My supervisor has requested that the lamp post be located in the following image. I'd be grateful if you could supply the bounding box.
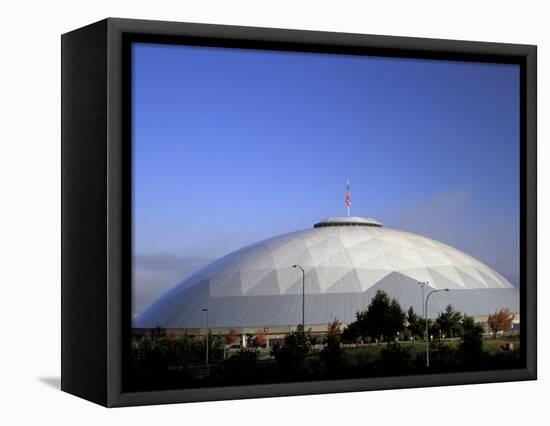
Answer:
[424,288,449,367]
[292,264,305,336]
[417,281,428,339]
[201,308,209,365]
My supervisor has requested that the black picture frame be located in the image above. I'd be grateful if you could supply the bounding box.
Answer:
[61,17,537,407]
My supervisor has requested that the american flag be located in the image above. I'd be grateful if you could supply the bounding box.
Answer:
[345,181,351,208]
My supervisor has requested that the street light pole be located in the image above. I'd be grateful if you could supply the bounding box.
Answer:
[424,288,449,367]
[201,308,209,365]
[293,265,306,335]
[417,281,427,335]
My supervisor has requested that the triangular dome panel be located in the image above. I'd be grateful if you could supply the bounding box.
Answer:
[326,269,362,293]
[243,270,281,295]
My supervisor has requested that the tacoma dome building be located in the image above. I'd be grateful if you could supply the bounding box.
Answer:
[134,217,519,340]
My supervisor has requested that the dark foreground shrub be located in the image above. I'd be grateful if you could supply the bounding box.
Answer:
[379,342,412,372]
[459,316,484,365]
[321,334,342,373]
[223,348,259,381]
[272,327,312,373]
[428,342,461,370]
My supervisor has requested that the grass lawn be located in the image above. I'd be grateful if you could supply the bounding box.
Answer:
[483,336,520,355]
[338,337,520,364]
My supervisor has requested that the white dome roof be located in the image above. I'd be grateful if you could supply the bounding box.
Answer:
[135,217,516,328]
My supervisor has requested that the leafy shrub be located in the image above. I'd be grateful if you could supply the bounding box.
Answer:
[379,342,412,372]
[271,326,312,372]
[459,316,484,365]
[224,348,259,380]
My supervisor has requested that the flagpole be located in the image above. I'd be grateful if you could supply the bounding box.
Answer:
[346,180,351,217]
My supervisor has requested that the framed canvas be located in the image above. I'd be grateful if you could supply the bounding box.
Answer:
[61,18,537,407]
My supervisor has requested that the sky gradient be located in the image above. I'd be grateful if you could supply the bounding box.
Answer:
[132,42,520,314]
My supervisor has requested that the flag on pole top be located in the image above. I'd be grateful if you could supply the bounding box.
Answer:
[345,180,351,216]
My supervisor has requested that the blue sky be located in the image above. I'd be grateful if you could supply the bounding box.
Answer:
[132,42,519,311]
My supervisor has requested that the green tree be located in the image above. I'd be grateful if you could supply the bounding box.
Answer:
[406,307,424,339]
[343,290,406,343]
[388,298,406,339]
[341,320,361,343]
[364,290,405,341]
[459,315,484,365]
[435,304,463,338]
[321,319,342,372]
[271,325,312,372]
